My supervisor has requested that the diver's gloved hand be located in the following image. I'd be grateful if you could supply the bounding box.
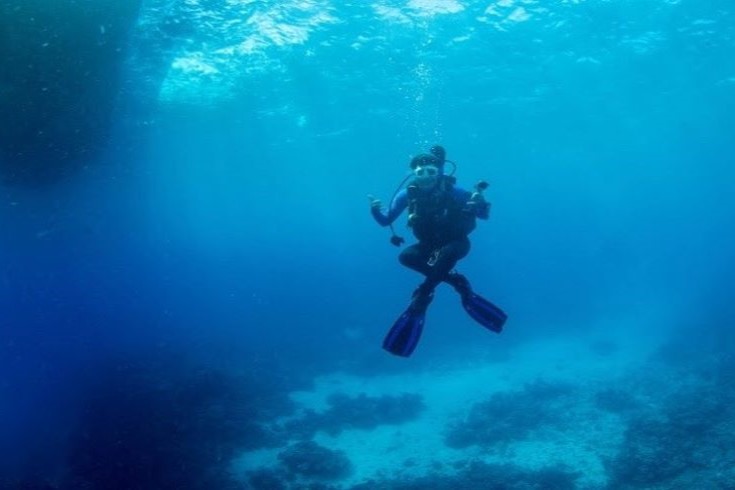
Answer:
[464,192,487,212]
[367,194,382,210]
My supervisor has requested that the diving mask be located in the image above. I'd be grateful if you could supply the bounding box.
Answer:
[414,164,439,189]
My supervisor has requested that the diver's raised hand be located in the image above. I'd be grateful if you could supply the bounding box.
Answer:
[464,192,483,209]
[464,190,490,216]
[465,180,489,212]
[367,194,382,210]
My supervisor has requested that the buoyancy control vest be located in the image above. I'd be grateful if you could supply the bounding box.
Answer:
[406,175,476,245]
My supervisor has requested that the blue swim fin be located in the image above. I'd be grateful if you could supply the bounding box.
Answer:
[446,272,507,333]
[382,305,427,357]
[383,286,434,357]
[461,292,507,333]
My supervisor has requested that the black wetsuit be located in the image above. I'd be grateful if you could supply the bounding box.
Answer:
[372,175,489,293]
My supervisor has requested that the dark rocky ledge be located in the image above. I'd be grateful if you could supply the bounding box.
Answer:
[0,0,142,186]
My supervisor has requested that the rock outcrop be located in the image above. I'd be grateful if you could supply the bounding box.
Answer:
[0,0,142,185]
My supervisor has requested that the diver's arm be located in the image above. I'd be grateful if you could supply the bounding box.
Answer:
[371,190,408,226]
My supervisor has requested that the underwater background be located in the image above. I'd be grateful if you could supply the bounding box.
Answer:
[1,0,734,488]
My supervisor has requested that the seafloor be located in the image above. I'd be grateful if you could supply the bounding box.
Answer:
[233,325,735,490]
[2,316,733,490]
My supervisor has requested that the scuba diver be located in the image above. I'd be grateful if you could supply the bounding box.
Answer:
[369,145,507,357]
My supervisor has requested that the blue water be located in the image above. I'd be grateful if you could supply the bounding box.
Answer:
[2,1,735,488]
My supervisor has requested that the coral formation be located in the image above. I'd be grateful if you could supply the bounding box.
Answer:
[278,441,353,481]
[282,392,425,438]
[606,375,735,488]
[351,462,578,490]
[594,388,640,414]
[444,379,575,449]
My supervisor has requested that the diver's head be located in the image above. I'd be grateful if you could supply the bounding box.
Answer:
[410,153,442,189]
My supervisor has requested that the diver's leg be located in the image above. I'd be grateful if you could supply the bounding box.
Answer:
[445,271,472,296]
[418,238,506,331]
[398,242,434,276]
[400,239,471,304]
[398,243,438,308]
[423,237,471,290]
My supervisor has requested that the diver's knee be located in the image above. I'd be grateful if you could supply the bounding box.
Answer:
[398,251,414,267]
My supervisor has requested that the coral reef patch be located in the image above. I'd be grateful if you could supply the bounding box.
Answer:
[444,379,576,449]
[282,392,425,438]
